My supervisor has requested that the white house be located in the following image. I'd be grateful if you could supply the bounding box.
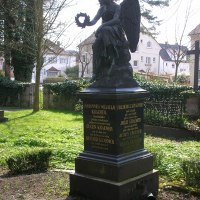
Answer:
[159,43,190,76]
[32,40,78,83]
[131,33,161,75]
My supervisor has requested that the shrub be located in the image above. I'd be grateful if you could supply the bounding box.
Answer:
[175,74,190,84]
[6,149,52,174]
[0,76,31,106]
[44,79,88,97]
[197,119,200,127]
[65,65,79,79]
[0,69,4,77]
[181,158,200,187]
[43,77,66,84]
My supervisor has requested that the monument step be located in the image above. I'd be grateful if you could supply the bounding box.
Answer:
[75,149,153,182]
[70,170,159,200]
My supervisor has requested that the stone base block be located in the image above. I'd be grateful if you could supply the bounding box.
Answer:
[69,170,159,200]
[75,150,153,182]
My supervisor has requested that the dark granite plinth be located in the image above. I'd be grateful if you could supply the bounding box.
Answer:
[69,87,158,200]
[70,170,159,200]
[75,150,153,182]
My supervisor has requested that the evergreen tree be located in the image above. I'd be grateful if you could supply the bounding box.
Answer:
[140,0,170,35]
[11,0,36,82]
[0,0,36,82]
[0,0,15,78]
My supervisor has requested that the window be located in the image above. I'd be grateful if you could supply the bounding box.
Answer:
[47,71,58,77]
[60,58,66,64]
[147,41,152,48]
[153,57,156,63]
[43,57,46,63]
[48,57,57,63]
[166,63,168,66]
[172,64,175,69]
[140,39,143,43]
[141,56,143,62]
[82,55,86,63]
[146,57,151,64]
[133,60,138,67]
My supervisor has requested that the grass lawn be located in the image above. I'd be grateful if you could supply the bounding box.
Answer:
[0,109,200,192]
[0,109,83,169]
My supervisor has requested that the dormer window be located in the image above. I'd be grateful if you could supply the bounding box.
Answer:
[147,41,152,48]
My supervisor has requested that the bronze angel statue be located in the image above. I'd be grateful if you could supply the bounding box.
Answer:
[75,0,140,88]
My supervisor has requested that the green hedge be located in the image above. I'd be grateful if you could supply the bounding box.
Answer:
[135,76,192,100]
[44,79,89,99]
[43,77,66,84]
[0,76,23,90]
[6,149,52,174]
[181,158,200,187]
[0,76,31,106]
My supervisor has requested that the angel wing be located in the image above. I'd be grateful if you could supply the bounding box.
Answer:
[120,0,141,53]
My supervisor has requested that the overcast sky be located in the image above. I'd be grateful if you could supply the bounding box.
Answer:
[60,0,200,50]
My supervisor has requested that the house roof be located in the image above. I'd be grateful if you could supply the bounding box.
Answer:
[47,67,60,72]
[159,43,188,61]
[65,50,78,57]
[159,43,187,51]
[78,32,96,47]
[44,39,65,54]
[188,24,200,36]
[44,39,78,56]
[159,48,172,61]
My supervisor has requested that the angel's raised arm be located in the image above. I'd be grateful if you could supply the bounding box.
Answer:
[87,7,103,26]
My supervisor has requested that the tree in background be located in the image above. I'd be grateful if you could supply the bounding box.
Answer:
[11,0,36,82]
[0,0,14,79]
[166,0,191,82]
[78,50,92,78]
[0,0,36,81]
[33,0,73,111]
[65,65,79,80]
[140,0,170,36]
[0,0,74,111]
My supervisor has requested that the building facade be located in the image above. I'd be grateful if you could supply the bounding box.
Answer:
[131,33,161,75]
[32,40,78,83]
[159,43,189,77]
[188,24,200,86]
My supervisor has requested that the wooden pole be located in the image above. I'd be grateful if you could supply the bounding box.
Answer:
[194,41,199,92]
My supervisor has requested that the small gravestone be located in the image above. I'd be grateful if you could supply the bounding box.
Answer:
[0,110,8,122]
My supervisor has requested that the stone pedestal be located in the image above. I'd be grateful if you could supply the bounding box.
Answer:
[69,87,158,200]
[0,110,8,122]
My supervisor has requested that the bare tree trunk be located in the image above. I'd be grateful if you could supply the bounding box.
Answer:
[33,0,43,112]
[174,64,179,82]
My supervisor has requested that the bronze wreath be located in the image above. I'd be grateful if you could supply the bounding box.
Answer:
[75,13,90,28]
